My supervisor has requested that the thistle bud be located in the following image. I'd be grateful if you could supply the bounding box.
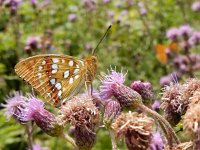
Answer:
[21,96,64,137]
[103,100,121,126]
[74,126,96,150]
[130,80,155,105]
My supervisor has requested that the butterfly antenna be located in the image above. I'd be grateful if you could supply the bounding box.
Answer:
[92,25,112,55]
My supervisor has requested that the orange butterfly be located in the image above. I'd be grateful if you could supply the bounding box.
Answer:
[155,42,178,64]
[15,26,111,108]
[15,54,97,107]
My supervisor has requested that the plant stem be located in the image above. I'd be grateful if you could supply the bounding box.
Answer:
[108,128,118,150]
[25,123,33,150]
[61,133,78,149]
[137,103,180,145]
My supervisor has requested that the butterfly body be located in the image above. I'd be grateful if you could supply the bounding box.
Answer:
[15,54,97,107]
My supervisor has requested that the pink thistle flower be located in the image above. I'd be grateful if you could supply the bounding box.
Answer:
[148,132,163,150]
[1,91,26,122]
[166,27,180,41]
[151,101,161,111]
[192,1,200,11]
[68,13,77,22]
[26,36,41,49]
[179,25,193,39]
[99,69,126,100]
[99,68,142,107]
[32,143,49,150]
[189,31,200,46]
[21,96,64,137]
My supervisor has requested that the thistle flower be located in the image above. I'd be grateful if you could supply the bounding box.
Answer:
[183,78,200,102]
[159,71,181,86]
[3,0,22,15]
[103,99,121,127]
[148,132,164,150]
[189,31,200,46]
[82,0,96,11]
[1,91,26,122]
[58,95,99,150]
[58,95,100,130]
[99,69,142,107]
[179,25,193,39]
[32,143,49,150]
[26,36,42,50]
[21,96,64,137]
[166,27,179,41]
[130,80,155,105]
[73,126,96,150]
[112,112,154,150]
[161,83,187,125]
[68,13,77,22]
[192,1,200,11]
[151,101,161,111]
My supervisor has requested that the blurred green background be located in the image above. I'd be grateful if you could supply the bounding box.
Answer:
[0,0,200,149]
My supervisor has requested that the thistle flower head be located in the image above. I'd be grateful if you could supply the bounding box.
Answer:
[32,143,49,150]
[99,68,126,100]
[1,91,26,122]
[151,100,161,111]
[103,99,121,127]
[100,68,142,107]
[68,13,77,22]
[179,25,193,39]
[21,96,63,137]
[166,27,180,41]
[148,132,164,150]
[161,83,187,125]
[112,112,153,150]
[26,36,41,49]
[58,95,100,131]
[192,1,200,11]
[183,78,200,102]
[130,80,155,104]
[189,31,200,46]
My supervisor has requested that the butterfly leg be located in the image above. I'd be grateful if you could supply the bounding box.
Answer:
[84,81,93,96]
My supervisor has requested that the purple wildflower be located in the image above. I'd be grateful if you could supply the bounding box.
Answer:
[166,27,180,41]
[68,13,77,22]
[159,71,181,86]
[31,0,37,7]
[32,144,49,150]
[148,132,163,150]
[189,31,200,46]
[121,9,128,16]
[140,8,147,16]
[103,0,110,4]
[130,80,154,104]
[179,25,193,39]
[103,99,121,126]
[114,1,121,8]
[192,1,200,11]
[21,96,64,137]
[1,91,26,122]
[151,101,161,111]
[138,2,145,7]
[99,69,126,100]
[3,0,22,15]
[82,0,96,11]
[99,69,142,107]
[180,41,192,51]
[26,36,41,49]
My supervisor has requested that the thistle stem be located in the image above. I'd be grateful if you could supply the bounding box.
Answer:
[108,128,118,150]
[25,123,33,150]
[62,133,78,149]
[157,119,172,149]
[137,103,180,145]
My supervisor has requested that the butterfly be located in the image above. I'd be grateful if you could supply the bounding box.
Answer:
[15,25,111,108]
[15,54,97,107]
[155,42,178,64]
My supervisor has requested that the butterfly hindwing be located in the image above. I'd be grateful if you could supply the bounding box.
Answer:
[15,54,87,107]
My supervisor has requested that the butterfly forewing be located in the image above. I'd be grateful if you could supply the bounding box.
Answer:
[15,54,87,107]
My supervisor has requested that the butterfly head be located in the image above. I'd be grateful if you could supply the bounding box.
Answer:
[84,56,98,80]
